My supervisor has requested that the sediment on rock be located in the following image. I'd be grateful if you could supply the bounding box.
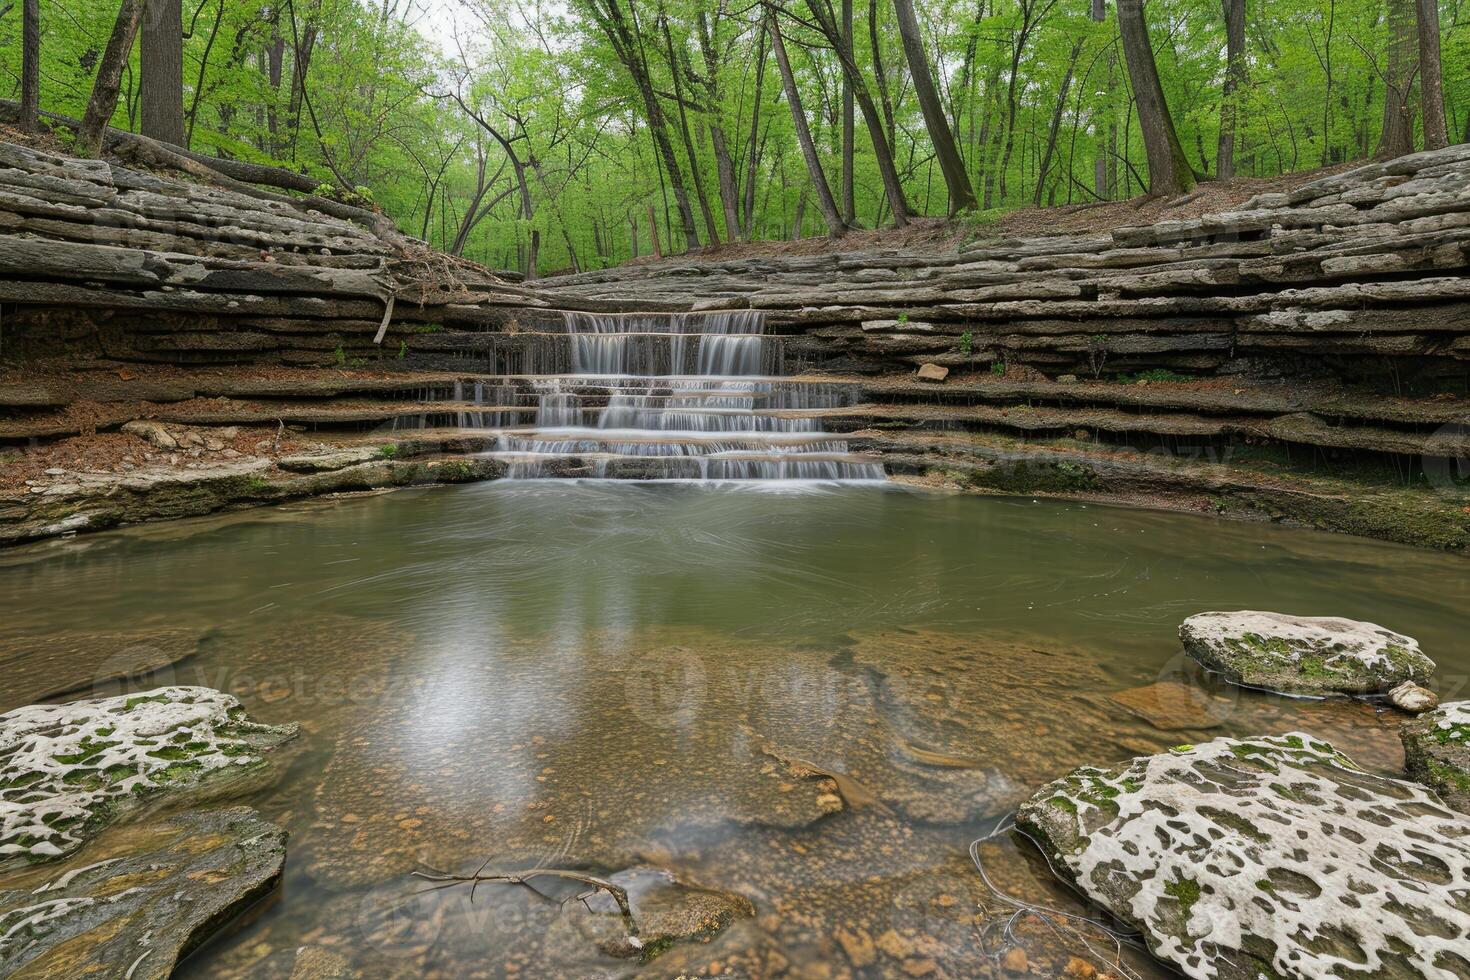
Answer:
[0,807,287,980]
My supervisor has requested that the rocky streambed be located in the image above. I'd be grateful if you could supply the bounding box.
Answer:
[3,487,1469,978]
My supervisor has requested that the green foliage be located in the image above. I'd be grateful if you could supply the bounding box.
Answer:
[333,346,346,367]
[958,331,974,356]
[3,0,1464,277]
[990,361,1006,377]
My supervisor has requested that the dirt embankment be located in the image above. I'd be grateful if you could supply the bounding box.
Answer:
[606,164,1363,269]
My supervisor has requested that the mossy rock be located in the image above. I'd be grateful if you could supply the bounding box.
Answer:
[0,687,296,868]
[1016,733,1470,980]
[1401,700,1470,814]
[1179,610,1433,695]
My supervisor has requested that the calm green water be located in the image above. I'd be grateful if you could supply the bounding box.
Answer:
[2,483,1466,978]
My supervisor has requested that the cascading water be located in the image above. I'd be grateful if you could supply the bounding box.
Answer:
[489,311,884,480]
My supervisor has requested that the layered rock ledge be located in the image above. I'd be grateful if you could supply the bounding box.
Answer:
[1,139,1467,547]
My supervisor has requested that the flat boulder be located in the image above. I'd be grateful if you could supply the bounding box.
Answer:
[1179,610,1432,695]
[1016,733,1470,980]
[0,686,296,868]
[1401,700,1470,814]
[915,362,949,382]
[0,807,285,979]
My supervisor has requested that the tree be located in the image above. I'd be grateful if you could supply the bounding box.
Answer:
[1376,0,1418,158]
[792,0,911,226]
[839,0,855,224]
[1116,0,1195,195]
[892,0,977,213]
[19,0,39,133]
[1217,0,1247,178]
[1416,0,1448,150]
[79,0,147,156]
[140,0,186,146]
[768,17,846,236]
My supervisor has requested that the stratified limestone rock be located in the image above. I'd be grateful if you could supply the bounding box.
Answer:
[1401,700,1470,814]
[1179,610,1433,695]
[0,686,296,868]
[1016,733,1470,980]
[0,806,286,979]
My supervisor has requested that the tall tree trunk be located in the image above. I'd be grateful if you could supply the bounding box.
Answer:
[840,0,855,223]
[1416,0,1447,150]
[19,0,39,132]
[1376,0,1418,158]
[1035,38,1083,206]
[769,18,846,236]
[892,0,977,213]
[140,0,185,146]
[592,0,700,247]
[80,0,147,156]
[807,0,909,226]
[868,0,897,148]
[695,11,742,240]
[1116,0,1195,194]
[647,202,663,257]
[742,16,770,239]
[1217,0,1246,178]
[661,14,720,245]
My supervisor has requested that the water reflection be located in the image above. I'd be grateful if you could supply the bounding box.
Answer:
[1,484,1465,977]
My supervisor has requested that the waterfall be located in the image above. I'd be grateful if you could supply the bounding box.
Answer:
[475,311,883,480]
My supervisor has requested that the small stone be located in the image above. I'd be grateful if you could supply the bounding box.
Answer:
[1388,680,1438,714]
[204,438,226,452]
[43,467,64,475]
[875,929,914,960]
[836,928,875,967]
[916,363,949,382]
[1001,946,1029,973]
[1063,959,1097,979]
[1056,374,1079,383]
[901,959,937,977]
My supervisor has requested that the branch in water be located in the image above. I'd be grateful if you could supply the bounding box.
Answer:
[411,864,640,940]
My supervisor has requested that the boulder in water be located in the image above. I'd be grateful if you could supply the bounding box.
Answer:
[1016,733,1470,980]
[0,807,285,979]
[1178,611,1432,695]
[1401,700,1470,814]
[0,686,296,868]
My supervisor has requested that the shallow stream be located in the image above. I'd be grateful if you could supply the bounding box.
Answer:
[2,482,1466,978]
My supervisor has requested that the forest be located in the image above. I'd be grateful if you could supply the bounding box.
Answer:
[1,0,1467,278]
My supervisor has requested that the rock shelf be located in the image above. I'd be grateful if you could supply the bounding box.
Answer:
[0,139,1467,546]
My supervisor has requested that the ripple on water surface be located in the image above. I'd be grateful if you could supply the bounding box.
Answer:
[0,483,1465,977]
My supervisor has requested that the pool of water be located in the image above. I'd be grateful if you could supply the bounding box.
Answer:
[2,483,1466,978]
